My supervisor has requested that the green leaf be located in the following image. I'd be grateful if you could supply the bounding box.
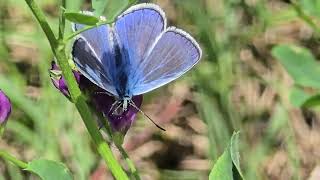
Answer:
[92,0,108,16]
[92,0,137,20]
[289,86,320,108]
[25,159,72,180]
[66,0,84,12]
[65,12,99,25]
[104,0,129,20]
[209,144,233,180]
[302,94,320,107]
[209,132,243,180]
[230,132,244,178]
[300,0,320,17]
[289,87,312,107]
[272,44,320,89]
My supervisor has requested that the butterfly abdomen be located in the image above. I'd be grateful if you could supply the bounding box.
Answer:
[113,33,131,99]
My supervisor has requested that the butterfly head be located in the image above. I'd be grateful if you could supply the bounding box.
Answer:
[110,95,132,115]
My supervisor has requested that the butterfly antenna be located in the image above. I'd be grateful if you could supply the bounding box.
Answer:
[95,91,107,94]
[94,91,114,96]
[129,100,166,131]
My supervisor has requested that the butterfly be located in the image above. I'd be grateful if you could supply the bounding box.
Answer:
[72,3,202,114]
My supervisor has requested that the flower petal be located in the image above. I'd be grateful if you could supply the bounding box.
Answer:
[92,93,143,132]
[50,61,82,98]
[0,90,11,124]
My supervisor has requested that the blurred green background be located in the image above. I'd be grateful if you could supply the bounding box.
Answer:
[1,0,320,179]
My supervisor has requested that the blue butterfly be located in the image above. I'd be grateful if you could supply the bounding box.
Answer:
[72,3,202,113]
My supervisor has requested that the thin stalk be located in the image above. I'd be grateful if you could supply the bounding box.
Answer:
[0,150,28,169]
[25,0,57,52]
[97,112,141,179]
[117,145,141,180]
[24,0,128,179]
[59,0,66,39]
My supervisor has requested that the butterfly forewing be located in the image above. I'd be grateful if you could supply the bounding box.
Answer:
[130,28,202,95]
[113,4,166,93]
[73,19,112,62]
[72,24,118,96]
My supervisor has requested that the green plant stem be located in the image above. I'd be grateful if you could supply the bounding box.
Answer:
[24,0,128,179]
[117,145,141,180]
[97,112,141,179]
[59,0,66,39]
[0,150,28,169]
[25,0,57,52]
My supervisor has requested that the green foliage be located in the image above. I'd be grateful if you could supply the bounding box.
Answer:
[289,87,320,108]
[289,87,312,107]
[301,94,320,107]
[272,44,320,107]
[92,0,108,16]
[65,12,99,25]
[272,44,320,89]
[25,159,72,180]
[300,0,320,17]
[209,132,243,180]
[92,0,137,20]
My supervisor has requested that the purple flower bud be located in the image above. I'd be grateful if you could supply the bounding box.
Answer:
[0,90,11,124]
[49,61,143,134]
[92,93,143,133]
[50,61,81,98]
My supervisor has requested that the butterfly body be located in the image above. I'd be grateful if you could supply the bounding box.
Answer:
[72,3,202,113]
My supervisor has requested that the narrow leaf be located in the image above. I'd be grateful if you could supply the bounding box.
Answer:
[209,131,243,180]
[25,159,72,180]
[230,132,244,178]
[65,12,99,25]
[209,147,233,180]
[302,94,320,108]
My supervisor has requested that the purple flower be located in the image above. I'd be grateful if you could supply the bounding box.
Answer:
[50,61,81,98]
[0,90,11,125]
[49,61,143,134]
[92,93,143,133]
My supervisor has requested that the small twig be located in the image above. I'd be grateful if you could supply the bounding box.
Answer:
[116,145,141,180]
[0,150,28,169]
[58,0,66,40]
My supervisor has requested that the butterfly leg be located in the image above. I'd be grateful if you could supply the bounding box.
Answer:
[109,100,120,114]
[112,102,124,116]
